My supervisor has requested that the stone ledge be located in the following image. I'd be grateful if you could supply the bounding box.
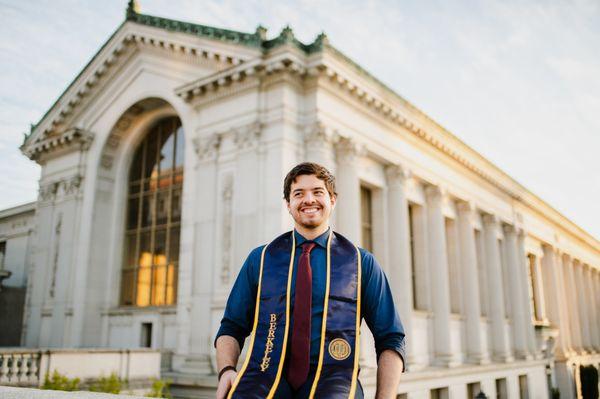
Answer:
[0,386,149,398]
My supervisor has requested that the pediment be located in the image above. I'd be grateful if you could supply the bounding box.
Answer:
[20,13,263,160]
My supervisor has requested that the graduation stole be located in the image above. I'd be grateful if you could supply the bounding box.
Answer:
[228,230,361,399]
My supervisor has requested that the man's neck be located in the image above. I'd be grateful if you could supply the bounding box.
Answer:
[295,224,329,240]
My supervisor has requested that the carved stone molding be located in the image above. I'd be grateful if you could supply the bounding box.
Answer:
[304,122,336,147]
[193,134,221,161]
[425,185,445,203]
[457,200,475,214]
[38,174,84,203]
[334,137,365,164]
[220,174,234,285]
[22,128,93,163]
[502,224,516,235]
[483,214,499,226]
[385,163,410,185]
[234,122,262,151]
[49,213,62,298]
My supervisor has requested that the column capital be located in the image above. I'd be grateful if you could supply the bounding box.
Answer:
[425,185,445,202]
[233,121,262,150]
[335,136,366,163]
[193,133,221,161]
[502,223,517,235]
[304,121,335,146]
[385,163,411,185]
[483,213,499,226]
[457,200,476,213]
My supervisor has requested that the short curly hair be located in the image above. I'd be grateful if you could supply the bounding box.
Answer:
[283,162,337,202]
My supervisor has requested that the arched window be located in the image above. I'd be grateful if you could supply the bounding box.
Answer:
[120,117,184,307]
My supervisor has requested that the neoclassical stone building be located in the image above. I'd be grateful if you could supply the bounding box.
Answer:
[15,3,600,398]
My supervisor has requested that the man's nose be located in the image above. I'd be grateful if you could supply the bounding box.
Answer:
[303,192,317,203]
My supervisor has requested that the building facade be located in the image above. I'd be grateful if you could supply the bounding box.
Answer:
[14,4,600,398]
[0,202,35,346]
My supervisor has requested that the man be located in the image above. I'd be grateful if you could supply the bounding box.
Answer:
[215,162,405,399]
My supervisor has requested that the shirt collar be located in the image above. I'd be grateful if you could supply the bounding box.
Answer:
[294,227,330,248]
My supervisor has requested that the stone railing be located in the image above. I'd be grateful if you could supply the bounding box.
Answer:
[0,348,160,388]
[0,349,41,386]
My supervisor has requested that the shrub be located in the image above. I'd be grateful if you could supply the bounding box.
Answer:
[88,372,124,394]
[41,370,80,391]
[146,378,172,398]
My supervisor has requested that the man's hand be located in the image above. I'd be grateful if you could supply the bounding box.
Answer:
[215,336,241,399]
[216,369,237,399]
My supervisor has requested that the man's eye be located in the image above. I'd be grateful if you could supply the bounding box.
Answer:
[294,192,302,197]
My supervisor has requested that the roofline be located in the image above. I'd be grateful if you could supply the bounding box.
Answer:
[20,6,600,249]
[22,21,126,146]
[0,202,36,219]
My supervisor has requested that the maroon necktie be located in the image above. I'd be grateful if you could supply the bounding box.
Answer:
[287,242,316,390]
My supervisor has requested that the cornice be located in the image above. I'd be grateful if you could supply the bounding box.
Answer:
[21,128,93,163]
[21,21,253,154]
[175,54,306,102]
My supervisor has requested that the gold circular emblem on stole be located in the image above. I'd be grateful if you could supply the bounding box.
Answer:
[328,338,351,361]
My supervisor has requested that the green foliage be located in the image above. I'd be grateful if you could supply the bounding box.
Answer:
[88,372,125,394]
[145,378,172,398]
[41,370,80,391]
[550,387,560,399]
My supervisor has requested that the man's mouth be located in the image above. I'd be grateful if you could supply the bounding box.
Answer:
[300,207,320,214]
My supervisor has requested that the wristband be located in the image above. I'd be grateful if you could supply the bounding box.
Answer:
[218,365,236,381]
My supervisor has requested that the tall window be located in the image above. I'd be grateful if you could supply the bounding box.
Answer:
[410,203,429,311]
[445,217,461,314]
[475,229,488,316]
[499,238,510,318]
[0,241,6,271]
[360,186,373,252]
[121,117,184,307]
[408,204,417,309]
[527,254,541,322]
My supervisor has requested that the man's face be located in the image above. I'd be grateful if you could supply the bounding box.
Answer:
[287,174,336,231]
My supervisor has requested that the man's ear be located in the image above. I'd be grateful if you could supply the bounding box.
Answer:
[330,194,337,209]
[286,200,291,213]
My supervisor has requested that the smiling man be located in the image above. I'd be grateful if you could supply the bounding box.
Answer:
[215,162,406,399]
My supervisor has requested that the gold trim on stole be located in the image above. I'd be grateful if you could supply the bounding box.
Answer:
[227,233,296,399]
[347,245,362,398]
[308,236,361,398]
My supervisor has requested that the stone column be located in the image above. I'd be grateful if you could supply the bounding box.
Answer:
[541,246,570,358]
[335,137,375,369]
[483,215,512,362]
[334,137,362,243]
[503,225,528,358]
[304,122,336,173]
[563,255,583,353]
[574,261,592,351]
[425,186,455,366]
[385,164,413,363]
[593,270,600,349]
[516,230,537,357]
[583,265,600,351]
[457,202,488,364]
[173,133,220,374]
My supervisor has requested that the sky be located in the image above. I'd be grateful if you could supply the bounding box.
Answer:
[1,0,599,240]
